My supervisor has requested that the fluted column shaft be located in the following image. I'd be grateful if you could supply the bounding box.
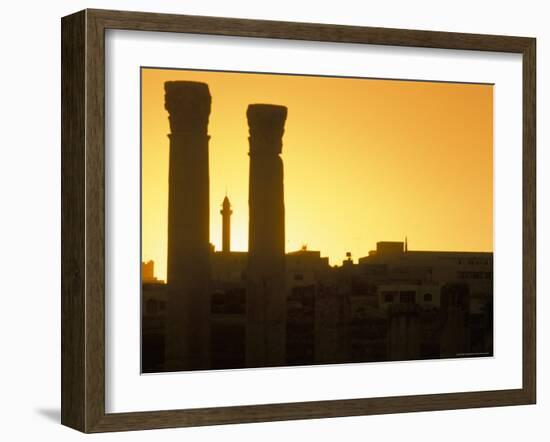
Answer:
[246,104,287,367]
[164,81,211,370]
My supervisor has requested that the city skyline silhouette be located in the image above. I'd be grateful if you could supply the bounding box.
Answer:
[141,70,494,373]
[141,68,493,283]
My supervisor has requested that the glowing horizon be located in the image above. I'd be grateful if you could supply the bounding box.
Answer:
[142,68,493,282]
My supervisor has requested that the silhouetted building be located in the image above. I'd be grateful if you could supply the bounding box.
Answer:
[246,104,288,367]
[360,241,492,285]
[286,284,316,365]
[358,241,492,359]
[143,236,493,371]
[142,280,167,373]
[378,283,440,311]
[375,241,405,257]
[285,247,330,365]
[142,260,162,283]
[314,280,352,364]
[211,251,247,283]
[387,303,421,361]
[286,247,330,287]
[164,81,212,370]
[440,282,471,357]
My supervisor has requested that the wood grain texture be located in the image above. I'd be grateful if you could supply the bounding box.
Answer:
[84,9,107,433]
[522,38,536,404]
[60,8,537,433]
[61,10,86,432]
[89,8,533,52]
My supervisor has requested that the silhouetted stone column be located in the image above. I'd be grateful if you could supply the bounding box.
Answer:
[246,104,287,367]
[387,304,421,361]
[164,81,211,370]
[440,283,470,358]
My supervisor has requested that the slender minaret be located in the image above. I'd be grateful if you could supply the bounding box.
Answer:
[220,196,232,253]
[246,103,287,367]
[164,81,211,371]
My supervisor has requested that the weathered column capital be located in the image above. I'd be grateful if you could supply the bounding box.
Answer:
[247,104,287,155]
[165,81,211,135]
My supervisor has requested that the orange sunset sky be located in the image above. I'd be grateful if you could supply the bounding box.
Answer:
[141,68,493,282]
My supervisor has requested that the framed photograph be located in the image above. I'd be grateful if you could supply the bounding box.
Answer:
[61,9,536,433]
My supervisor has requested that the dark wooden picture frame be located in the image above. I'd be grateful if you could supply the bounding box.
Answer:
[61,8,536,433]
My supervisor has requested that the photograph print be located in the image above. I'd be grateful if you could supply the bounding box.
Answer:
[141,67,494,373]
